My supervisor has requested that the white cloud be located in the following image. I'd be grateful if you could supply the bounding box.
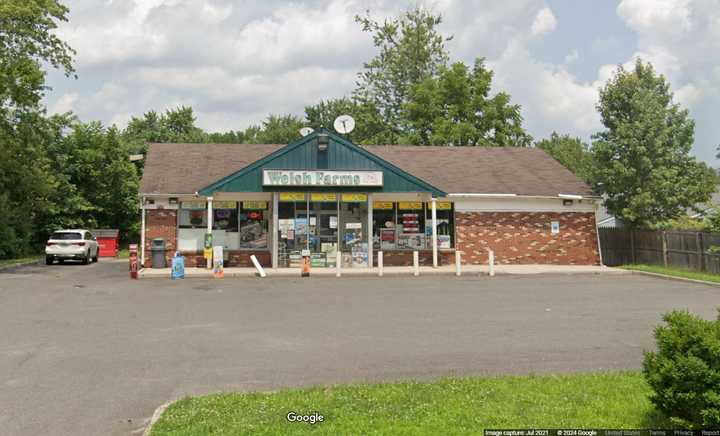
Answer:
[41,0,720,163]
[564,49,579,64]
[531,7,557,36]
[50,93,79,114]
[675,83,704,106]
[490,39,602,137]
[617,0,692,35]
[616,0,720,160]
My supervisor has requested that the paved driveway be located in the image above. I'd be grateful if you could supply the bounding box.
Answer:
[0,260,717,435]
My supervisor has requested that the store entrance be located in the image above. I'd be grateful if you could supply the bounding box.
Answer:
[277,193,369,269]
[308,200,339,268]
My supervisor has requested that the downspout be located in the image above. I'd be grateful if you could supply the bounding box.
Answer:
[594,199,604,266]
[140,196,146,267]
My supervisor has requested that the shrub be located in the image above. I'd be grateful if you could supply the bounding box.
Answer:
[707,208,720,234]
[643,309,720,427]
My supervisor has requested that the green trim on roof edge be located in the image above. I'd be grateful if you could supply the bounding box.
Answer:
[197,129,446,197]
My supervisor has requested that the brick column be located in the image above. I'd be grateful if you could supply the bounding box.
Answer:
[144,209,178,267]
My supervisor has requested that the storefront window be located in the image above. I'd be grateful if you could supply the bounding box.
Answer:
[309,194,339,268]
[397,201,426,250]
[278,193,306,268]
[372,201,396,250]
[178,201,207,229]
[212,201,238,231]
[239,201,268,249]
[428,201,454,249]
[339,194,368,267]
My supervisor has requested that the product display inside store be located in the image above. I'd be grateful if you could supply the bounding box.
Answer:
[372,201,454,251]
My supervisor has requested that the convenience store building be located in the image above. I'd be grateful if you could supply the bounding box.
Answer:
[139,130,602,269]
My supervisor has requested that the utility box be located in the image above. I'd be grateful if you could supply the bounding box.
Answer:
[93,229,120,257]
[151,238,167,268]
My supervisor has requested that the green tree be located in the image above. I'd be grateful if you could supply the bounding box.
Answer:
[206,130,244,143]
[303,98,389,144]
[0,0,75,257]
[592,59,716,228]
[44,121,140,241]
[244,114,304,144]
[354,7,451,143]
[0,0,75,112]
[0,113,64,256]
[403,59,531,146]
[535,132,592,181]
[121,106,207,154]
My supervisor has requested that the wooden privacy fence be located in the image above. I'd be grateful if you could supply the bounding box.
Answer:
[599,228,720,273]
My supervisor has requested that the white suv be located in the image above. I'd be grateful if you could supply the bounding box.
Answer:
[45,230,99,265]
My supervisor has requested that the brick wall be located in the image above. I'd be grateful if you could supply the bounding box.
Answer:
[372,250,455,267]
[455,211,599,265]
[144,209,177,267]
[180,250,271,268]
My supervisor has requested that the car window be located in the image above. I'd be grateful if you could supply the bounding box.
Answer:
[51,232,82,240]
[85,233,93,240]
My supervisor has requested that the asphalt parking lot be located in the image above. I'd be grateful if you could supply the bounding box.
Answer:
[0,260,718,436]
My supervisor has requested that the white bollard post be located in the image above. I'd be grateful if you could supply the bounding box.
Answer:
[413,251,419,276]
[336,251,341,277]
[455,250,462,276]
[378,251,383,277]
[488,249,495,277]
[250,255,266,278]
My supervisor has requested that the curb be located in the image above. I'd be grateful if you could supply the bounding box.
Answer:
[142,400,175,436]
[138,269,628,279]
[0,258,42,272]
[627,269,720,287]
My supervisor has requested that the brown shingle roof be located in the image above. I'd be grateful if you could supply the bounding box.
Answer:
[139,143,596,197]
[363,145,596,197]
[139,143,282,194]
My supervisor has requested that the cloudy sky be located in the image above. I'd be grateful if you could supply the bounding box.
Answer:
[45,0,720,163]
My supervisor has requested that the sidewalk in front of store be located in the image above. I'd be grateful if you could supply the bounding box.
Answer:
[139,264,628,278]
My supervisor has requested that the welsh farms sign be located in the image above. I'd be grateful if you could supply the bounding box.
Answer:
[262,170,383,187]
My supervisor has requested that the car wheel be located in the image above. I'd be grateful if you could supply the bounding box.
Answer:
[81,253,89,265]
[45,256,54,265]
[92,250,99,263]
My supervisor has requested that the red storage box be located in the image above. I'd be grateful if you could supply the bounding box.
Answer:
[93,229,120,257]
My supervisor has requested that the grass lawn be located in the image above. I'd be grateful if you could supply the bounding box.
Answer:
[0,255,42,269]
[621,264,720,283]
[150,372,669,435]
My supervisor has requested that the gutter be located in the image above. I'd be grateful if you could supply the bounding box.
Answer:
[447,193,601,201]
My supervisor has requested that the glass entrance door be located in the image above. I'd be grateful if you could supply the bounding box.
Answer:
[308,196,339,268]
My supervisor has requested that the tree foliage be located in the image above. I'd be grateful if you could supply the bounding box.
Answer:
[403,59,531,146]
[0,0,75,113]
[353,7,451,143]
[591,59,716,228]
[121,106,210,154]
[0,0,77,257]
[304,98,389,144]
[243,114,304,144]
[535,132,592,182]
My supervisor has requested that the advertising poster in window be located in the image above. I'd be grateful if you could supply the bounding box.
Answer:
[351,243,368,267]
[295,218,308,237]
[279,219,294,238]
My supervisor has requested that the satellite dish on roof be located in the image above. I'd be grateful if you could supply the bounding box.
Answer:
[333,114,355,134]
[299,127,314,137]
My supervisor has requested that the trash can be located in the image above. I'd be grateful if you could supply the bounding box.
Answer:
[151,238,166,268]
